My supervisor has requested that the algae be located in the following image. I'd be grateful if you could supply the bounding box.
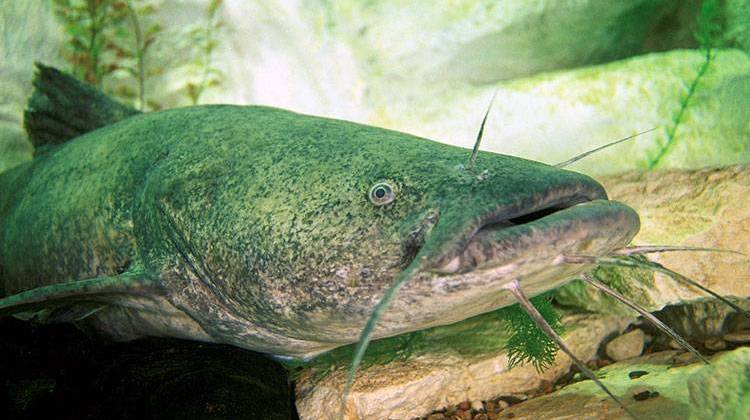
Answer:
[286,293,561,382]
[555,257,657,315]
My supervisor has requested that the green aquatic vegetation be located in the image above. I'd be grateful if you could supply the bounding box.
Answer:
[725,0,750,54]
[646,0,723,169]
[285,292,561,382]
[123,0,145,110]
[52,0,162,107]
[184,0,224,105]
[504,293,562,372]
[52,0,225,109]
[555,255,656,315]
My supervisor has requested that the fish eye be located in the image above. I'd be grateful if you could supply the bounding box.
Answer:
[369,182,396,206]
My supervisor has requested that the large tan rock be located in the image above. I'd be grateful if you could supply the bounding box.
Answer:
[557,165,750,313]
[295,314,630,420]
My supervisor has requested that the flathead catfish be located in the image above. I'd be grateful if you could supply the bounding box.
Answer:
[0,65,640,360]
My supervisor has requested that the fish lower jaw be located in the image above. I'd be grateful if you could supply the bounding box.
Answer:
[433,199,640,275]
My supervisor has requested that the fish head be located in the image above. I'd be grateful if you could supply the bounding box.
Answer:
[324,131,640,339]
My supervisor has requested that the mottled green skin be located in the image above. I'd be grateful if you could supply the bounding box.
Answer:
[0,105,630,357]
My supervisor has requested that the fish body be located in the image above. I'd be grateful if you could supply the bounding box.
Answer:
[0,66,639,359]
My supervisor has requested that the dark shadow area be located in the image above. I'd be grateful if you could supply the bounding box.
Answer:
[0,318,298,420]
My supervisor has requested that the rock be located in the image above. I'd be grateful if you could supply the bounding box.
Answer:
[471,400,484,411]
[325,0,694,84]
[703,337,727,351]
[723,332,750,344]
[606,329,645,361]
[628,370,649,379]
[688,347,750,420]
[631,386,655,401]
[669,339,684,350]
[556,166,750,314]
[363,50,750,176]
[653,299,746,340]
[671,351,701,366]
[295,314,630,420]
[0,318,294,420]
[497,348,750,420]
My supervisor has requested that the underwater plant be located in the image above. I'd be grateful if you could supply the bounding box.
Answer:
[183,0,224,105]
[52,0,162,108]
[646,0,723,169]
[52,0,225,110]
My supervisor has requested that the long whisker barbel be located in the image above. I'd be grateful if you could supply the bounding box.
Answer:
[610,245,745,257]
[581,272,708,364]
[467,89,499,170]
[563,255,750,320]
[503,279,638,419]
[555,128,657,168]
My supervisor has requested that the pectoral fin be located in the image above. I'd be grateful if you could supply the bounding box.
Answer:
[0,271,159,322]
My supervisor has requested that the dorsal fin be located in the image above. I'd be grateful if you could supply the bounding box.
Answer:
[23,63,140,155]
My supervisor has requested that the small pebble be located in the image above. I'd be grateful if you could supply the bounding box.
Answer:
[507,394,528,402]
[484,401,496,412]
[629,370,649,379]
[668,339,683,350]
[471,400,484,412]
[606,329,645,361]
[633,390,659,401]
[496,400,510,410]
[633,390,651,401]
[538,379,554,395]
[723,331,750,344]
[597,358,612,368]
[458,401,471,411]
[704,337,727,351]
[673,351,699,365]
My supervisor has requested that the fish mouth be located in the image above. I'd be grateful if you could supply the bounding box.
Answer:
[432,189,640,277]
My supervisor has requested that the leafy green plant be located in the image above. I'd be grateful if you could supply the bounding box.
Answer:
[184,0,224,105]
[52,0,227,110]
[646,0,724,169]
[52,0,162,108]
[504,293,562,372]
